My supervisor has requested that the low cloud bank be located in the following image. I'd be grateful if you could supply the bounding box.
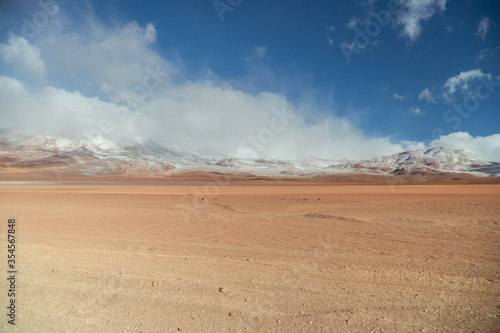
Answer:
[0,9,498,162]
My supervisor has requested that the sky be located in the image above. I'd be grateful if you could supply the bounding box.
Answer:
[0,0,499,161]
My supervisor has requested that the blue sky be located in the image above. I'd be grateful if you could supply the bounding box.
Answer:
[0,0,499,161]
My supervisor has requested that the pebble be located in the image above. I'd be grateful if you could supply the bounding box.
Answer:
[219,287,224,293]
[229,312,235,316]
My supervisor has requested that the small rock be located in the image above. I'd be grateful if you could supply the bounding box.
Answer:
[229,312,235,317]
[219,287,224,293]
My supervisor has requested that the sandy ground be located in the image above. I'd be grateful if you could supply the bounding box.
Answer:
[0,182,499,332]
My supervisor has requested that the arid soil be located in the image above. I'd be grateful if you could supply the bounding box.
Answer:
[1,182,499,332]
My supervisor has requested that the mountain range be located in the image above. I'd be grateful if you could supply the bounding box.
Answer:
[1,130,499,179]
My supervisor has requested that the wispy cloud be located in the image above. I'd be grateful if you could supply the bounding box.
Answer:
[475,46,500,62]
[325,24,336,46]
[419,88,436,103]
[325,25,336,32]
[253,46,267,59]
[395,0,448,41]
[443,69,490,95]
[346,16,362,30]
[476,17,493,41]
[393,92,405,100]
[409,106,424,116]
[420,69,498,104]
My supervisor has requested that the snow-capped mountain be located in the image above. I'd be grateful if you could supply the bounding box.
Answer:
[326,147,497,176]
[0,131,499,178]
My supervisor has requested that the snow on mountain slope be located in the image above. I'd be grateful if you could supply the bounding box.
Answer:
[0,131,498,178]
[327,147,496,176]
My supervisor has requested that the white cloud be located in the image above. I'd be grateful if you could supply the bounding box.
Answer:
[0,16,409,161]
[253,46,267,59]
[475,46,500,62]
[1,9,498,163]
[476,17,492,41]
[3,22,410,160]
[443,69,490,95]
[144,23,157,43]
[395,0,448,41]
[346,17,361,29]
[0,71,410,160]
[393,92,405,100]
[400,140,427,151]
[2,72,499,162]
[409,106,424,116]
[35,20,171,108]
[0,75,138,141]
[326,24,336,47]
[419,88,436,103]
[431,132,500,162]
[0,35,47,80]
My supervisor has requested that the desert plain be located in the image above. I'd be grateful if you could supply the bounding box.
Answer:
[1,179,499,332]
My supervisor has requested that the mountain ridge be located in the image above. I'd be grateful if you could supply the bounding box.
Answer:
[1,132,499,178]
